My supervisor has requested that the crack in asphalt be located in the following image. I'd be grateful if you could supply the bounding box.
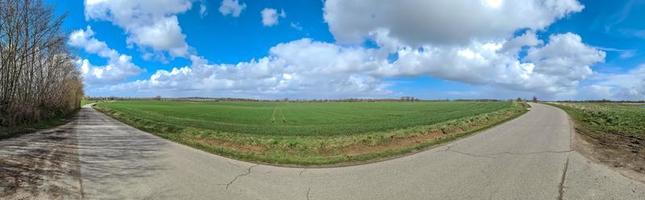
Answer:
[225,164,258,190]
[488,150,573,156]
[306,187,311,200]
[441,145,572,159]
[557,155,571,200]
[299,168,307,176]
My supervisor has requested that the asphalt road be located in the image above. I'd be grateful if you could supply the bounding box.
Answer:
[2,103,645,199]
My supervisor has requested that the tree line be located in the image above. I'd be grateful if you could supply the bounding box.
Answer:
[0,0,83,127]
[85,96,521,103]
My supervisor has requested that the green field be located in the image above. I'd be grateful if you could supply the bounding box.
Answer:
[95,100,528,165]
[551,103,645,139]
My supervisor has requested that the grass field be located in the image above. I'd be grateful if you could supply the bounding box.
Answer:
[95,100,528,165]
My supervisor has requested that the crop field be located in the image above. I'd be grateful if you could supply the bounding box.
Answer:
[95,100,528,165]
[97,101,513,136]
[552,103,644,139]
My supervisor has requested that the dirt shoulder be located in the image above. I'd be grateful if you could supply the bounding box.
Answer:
[572,124,645,183]
[548,102,645,183]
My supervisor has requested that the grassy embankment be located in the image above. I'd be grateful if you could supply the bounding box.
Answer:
[95,100,529,166]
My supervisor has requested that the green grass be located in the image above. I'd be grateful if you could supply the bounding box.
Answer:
[550,102,645,139]
[95,100,528,165]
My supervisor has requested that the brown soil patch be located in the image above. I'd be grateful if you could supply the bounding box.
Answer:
[189,135,266,154]
[341,130,447,156]
[572,124,645,183]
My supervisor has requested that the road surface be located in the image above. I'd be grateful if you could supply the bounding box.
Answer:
[1,103,644,199]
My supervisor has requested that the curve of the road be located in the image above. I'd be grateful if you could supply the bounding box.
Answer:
[2,103,645,199]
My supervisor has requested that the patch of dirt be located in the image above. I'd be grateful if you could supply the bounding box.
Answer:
[341,130,447,156]
[190,135,266,154]
[572,124,645,183]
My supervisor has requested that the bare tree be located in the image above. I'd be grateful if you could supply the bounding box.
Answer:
[0,0,83,126]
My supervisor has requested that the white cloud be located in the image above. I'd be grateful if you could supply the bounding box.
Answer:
[324,0,583,46]
[69,26,144,85]
[524,33,605,92]
[261,8,286,27]
[317,0,606,98]
[219,0,246,17]
[84,0,193,57]
[106,40,390,98]
[581,64,645,100]
[68,26,119,59]
[372,32,604,96]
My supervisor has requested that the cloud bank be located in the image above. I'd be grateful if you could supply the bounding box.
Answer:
[75,0,643,100]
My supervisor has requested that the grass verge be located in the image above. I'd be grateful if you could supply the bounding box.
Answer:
[94,101,529,166]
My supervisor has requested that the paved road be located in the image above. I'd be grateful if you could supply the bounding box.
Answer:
[2,103,645,199]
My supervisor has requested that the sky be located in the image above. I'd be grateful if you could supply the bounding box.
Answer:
[48,0,645,100]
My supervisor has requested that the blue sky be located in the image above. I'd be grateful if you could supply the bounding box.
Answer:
[50,0,644,100]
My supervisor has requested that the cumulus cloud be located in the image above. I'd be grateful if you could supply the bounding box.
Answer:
[84,0,192,57]
[373,32,604,96]
[219,0,246,17]
[315,0,606,98]
[581,64,645,100]
[261,8,286,27]
[106,40,390,98]
[524,33,605,93]
[324,0,584,46]
[68,26,143,85]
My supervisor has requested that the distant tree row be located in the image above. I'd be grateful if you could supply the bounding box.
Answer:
[555,99,645,103]
[0,0,83,126]
[86,96,531,103]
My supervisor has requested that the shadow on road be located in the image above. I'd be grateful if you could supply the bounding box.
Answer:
[74,107,174,199]
[0,108,172,199]
[0,124,81,199]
